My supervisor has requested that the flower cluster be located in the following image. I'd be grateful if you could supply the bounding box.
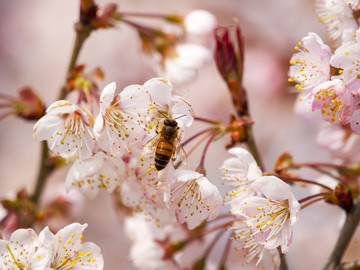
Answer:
[33,77,222,231]
[221,147,300,268]
[0,223,103,269]
[289,1,360,136]
[6,1,356,269]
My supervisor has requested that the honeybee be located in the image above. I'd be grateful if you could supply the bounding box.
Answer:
[145,114,187,171]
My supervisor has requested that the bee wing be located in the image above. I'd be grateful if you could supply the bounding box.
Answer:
[172,137,188,166]
[143,134,159,154]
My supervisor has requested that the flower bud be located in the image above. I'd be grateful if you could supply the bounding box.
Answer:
[274,152,294,175]
[79,0,117,30]
[12,86,45,121]
[214,23,247,116]
[226,115,253,149]
[326,183,353,213]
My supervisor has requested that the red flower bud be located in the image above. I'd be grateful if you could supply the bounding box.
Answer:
[214,24,248,116]
[11,86,45,121]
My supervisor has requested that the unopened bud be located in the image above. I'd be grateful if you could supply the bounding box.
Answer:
[274,152,294,175]
[94,3,117,28]
[214,23,244,83]
[13,86,45,120]
[326,183,353,213]
[226,115,253,149]
[214,23,247,116]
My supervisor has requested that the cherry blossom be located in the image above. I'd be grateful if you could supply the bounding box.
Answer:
[289,32,331,92]
[241,176,300,253]
[0,228,49,270]
[144,77,194,128]
[183,10,218,46]
[0,223,103,269]
[65,151,123,199]
[316,124,360,161]
[330,29,360,94]
[166,169,222,229]
[157,44,212,86]
[230,220,280,270]
[311,79,356,124]
[94,82,153,156]
[38,223,103,269]
[221,147,262,208]
[33,100,96,160]
[314,0,358,45]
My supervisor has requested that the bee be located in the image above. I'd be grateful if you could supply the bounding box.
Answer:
[145,113,187,171]
[154,118,179,170]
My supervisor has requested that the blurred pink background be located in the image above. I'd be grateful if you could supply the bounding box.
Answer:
[1,0,359,269]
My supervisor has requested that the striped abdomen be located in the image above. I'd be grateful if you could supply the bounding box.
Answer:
[155,140,174,171]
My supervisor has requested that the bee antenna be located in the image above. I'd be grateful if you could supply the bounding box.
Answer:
[157,110,168,119]
[174,114,186,120]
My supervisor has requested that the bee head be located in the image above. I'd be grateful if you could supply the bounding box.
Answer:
[164,119,178,127]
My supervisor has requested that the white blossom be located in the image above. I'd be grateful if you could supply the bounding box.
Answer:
[183,10,218,46]
[289,32,331,92]
[65,151,123,199]
[240,176,300,253]
[221,147,262,208]
[94,82,153,156]
[38,223,103,270]
[0,228,49,270]
[231,220,280,270]
[167,169,222,229]
[314,0,358,45]
[33,100,96,160]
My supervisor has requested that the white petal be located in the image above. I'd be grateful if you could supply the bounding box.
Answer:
[99,82,117,114]
[168,96,194,127]
[251,176,291,201]
[144,77,173,106]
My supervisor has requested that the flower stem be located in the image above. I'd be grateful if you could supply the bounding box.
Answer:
[274,174,333,192]
[323,197,360,270]
[31,142,53,204]
[293,162,348,183]
[300,197,326,210]
[294,162,351,171]
[32,24,91,205]
[194,116,219,125]
[245,125,265,171]
[278,246,289,270]
[57,25,91,101]
[198,131,219,168]
[181,127,214,147]
[119,11,170,19]
[298,192,329,204]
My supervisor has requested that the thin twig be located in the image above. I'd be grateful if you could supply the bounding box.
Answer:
[323,197,360,270]
[274,174,333,192]
[300,197,327,210]
[194,116,219,125]
[245,125,265,171]
[278,246,289,270]
[181,127,213,147]
[199,132,219,168]
[298,192,329,204]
